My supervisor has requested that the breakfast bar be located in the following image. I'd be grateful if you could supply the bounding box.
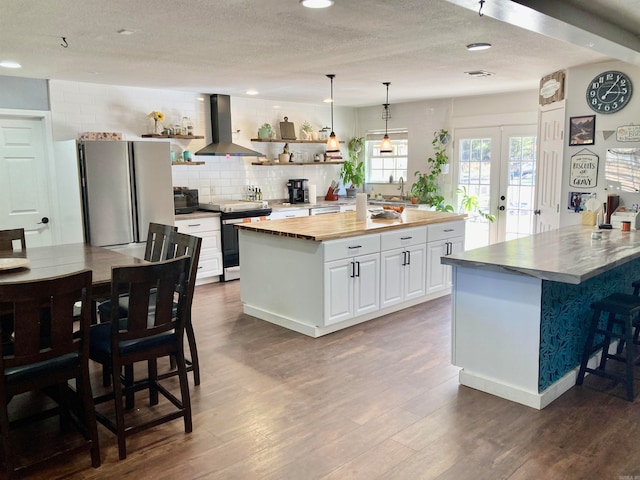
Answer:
[442,224,640,409]
[237,210,466,337]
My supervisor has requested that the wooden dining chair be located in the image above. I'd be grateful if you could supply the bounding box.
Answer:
[98,226,203,386]
[0,269,100,477]
[0,228,26,252]
[89,256,192,460]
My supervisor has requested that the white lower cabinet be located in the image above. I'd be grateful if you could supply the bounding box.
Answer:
[174,215,222,282]
[380,227,427,308]
[323,234,380,326]
[426,221,465,296]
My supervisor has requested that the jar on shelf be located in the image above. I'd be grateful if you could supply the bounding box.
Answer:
[182,116,193,136]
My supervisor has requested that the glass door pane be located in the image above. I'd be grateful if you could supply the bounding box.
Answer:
[504,132,537,241]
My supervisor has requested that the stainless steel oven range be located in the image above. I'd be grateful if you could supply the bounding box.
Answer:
[199,201,271,281]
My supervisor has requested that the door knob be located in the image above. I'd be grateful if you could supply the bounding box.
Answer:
[38,217,49,224]
[500,195,506,201]
[534,209,541,215]
[498,206,505,211]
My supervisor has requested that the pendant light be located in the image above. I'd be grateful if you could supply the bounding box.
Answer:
[326,74,340,153]
[380,82,392,154]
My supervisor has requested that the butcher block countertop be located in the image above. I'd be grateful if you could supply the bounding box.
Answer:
[235,210,466,241]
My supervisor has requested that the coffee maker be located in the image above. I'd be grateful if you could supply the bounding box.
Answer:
[287,178,309,204]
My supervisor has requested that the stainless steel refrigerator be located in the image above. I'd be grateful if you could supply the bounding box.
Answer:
[78,140,174,247]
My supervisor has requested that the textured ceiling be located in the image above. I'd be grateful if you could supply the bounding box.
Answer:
[0,0,638,107]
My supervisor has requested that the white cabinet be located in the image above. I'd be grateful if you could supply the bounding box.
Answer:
[323,235,380,326]
[268,208,309,220]
[174,215,222,282]
[339,204,356,212]
[426,221,465,296]
[380,227,427,308]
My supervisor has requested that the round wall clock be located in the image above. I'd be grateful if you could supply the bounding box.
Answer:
[586,70,633,114]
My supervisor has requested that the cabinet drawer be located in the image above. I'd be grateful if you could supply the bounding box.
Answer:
[175,216,220,234]
[323,234,380,262]
[199,230,221,252]
[380,226,427,251]
[427,221,465,242]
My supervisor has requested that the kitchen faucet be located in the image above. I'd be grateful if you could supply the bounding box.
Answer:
[398,176,405,199]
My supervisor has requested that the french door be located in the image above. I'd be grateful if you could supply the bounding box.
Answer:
[455,125,537,248]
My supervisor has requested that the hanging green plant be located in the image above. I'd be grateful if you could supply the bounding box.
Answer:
[409,129,454,212]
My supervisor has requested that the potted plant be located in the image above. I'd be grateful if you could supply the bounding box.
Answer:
[258,122,273,140]
[301,121,313,140]
[340,137,365,197]
[457,186,495,221]
[410,129,454,211]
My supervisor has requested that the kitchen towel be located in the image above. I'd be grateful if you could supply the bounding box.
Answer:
[356,193,367,221]
[308,184,317,205]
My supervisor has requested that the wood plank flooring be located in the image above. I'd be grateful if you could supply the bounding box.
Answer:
[12,281,640,479]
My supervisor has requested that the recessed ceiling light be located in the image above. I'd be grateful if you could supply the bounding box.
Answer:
[246,89,259,95]
[466,43,492,51]
[300,0,334,8]
[117,29,135,35]
[0,61,21,69]
[465,70,494,77]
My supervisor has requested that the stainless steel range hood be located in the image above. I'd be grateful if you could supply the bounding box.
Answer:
[195,94,262,157]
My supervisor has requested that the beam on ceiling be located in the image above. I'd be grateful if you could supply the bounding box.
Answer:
[445,0,640,65]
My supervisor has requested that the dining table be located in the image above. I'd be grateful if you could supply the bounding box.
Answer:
[0,243,146,303]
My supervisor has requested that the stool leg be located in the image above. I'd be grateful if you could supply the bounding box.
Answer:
[598,312,616,371]
[624,314,636,401]
[577,308,602,386]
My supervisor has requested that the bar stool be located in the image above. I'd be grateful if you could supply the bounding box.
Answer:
[576,293,640,401]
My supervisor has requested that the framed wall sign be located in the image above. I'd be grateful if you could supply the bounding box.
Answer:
[569,115,595,146]
[569,149,599,188]
[539,70,565,106]
[617,125,640,142]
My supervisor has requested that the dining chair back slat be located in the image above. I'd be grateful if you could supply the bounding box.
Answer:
[0,228,26,252]
[144,223,178,262]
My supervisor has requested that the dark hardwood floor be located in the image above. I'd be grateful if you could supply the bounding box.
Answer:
[12,280,640,479]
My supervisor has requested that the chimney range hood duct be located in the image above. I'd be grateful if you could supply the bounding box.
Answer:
[195,94,262,157]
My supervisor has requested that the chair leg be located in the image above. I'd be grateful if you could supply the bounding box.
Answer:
[77,371,101,468]
[0,393,14,477]
[598,312,616,370]
[124,365,134,411]
[102,364,111,387]
[148,360,159,406]
[185,320,200,386]
[111,360,128,460]
[175,348,192,434]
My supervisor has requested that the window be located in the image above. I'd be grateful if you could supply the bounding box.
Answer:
[365,131,408,184]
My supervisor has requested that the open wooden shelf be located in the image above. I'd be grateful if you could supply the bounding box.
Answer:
[250,138,344,144]
[251,161,344,166]
[142,134,204,139]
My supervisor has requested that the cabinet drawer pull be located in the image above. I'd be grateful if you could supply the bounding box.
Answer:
[350,261,356,278]
[443,228,454,232]
[400,236,412,240]
[406,250,411,265]
[355,260,361,277]
[348,245,362,249]
[188,223,201,227]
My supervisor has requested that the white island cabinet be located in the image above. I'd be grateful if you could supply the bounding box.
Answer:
[238,210,466,337]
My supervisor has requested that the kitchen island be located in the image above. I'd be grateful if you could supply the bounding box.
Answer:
[442,224,640,409]
[237,210,466,337]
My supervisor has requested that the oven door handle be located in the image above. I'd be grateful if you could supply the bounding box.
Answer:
[222,218,246,225]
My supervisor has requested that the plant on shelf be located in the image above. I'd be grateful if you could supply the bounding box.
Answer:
[457,186,495,222]
[410,129,453,212]
[301,121,313,140]
[340,137,365,197]
[258,122,273,140]
[148,110,165,135]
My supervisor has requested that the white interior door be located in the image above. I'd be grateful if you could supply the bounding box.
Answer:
[455,125,537,248]
[0,115,54,247]
[535,104,565,232]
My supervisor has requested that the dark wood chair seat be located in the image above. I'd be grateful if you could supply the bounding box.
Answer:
[0,269,100,477]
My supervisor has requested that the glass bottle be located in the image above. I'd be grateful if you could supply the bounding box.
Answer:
[182,116,193,136]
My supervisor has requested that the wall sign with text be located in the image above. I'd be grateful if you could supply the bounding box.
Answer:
[569,149,599,188]
[617,125,640,142]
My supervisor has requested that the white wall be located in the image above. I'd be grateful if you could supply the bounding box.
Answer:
[49,80,353,203]
[561,60,640,227]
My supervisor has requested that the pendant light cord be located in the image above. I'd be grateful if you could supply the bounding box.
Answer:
[384,82,390,134]
[327,74,335,133]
